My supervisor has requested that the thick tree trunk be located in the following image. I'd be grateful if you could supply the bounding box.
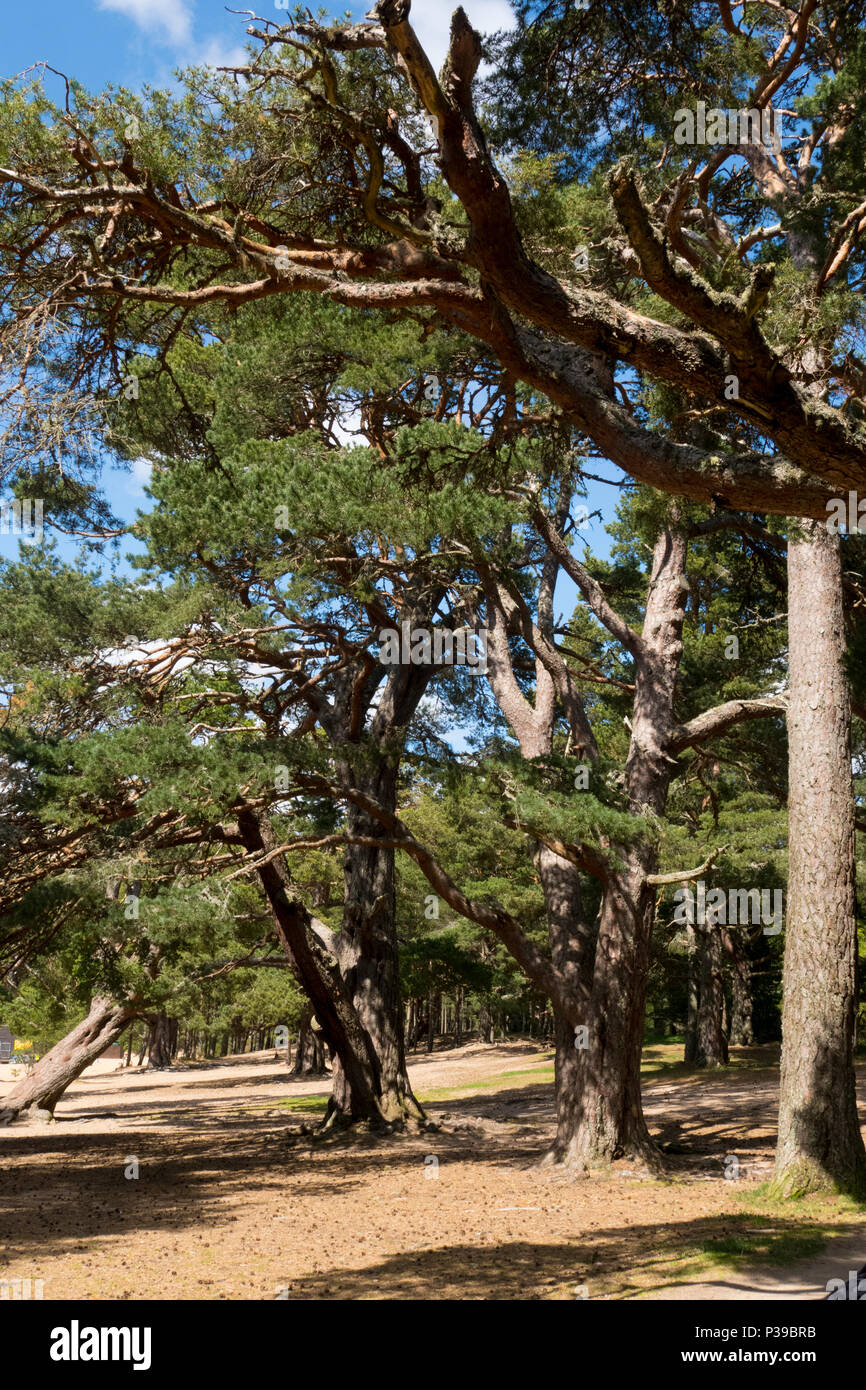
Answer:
[340,757,424,1122]
[696,923,729,1068]
[536,845,594,1164]
[771,521,866,1196]
[478,1003,494,1043]
[0,996,136,1121]
[558,856,659,1165]
[559,527,688,1168]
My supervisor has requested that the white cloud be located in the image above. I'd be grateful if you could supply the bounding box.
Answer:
[127,457,153,495]
[191,36,248,71]
[410,0,514,75]
[97,0,193,46]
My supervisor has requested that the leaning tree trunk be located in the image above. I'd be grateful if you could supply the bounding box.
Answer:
[0,996,136,1121]
[238,809,391,1128]
[484,552,597,1166]
[771,520,866,1196]
[696,921,729,1068]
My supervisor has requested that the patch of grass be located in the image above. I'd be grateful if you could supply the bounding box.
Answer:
[639,1043,779,1079]
[697,1223,827,1265]
[604,1189,866,1300]
[270,1095,329,1114]
[419,1062,555,1103]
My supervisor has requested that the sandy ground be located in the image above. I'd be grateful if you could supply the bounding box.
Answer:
[1,1041,863,1301]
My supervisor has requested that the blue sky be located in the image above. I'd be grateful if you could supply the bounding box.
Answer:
[0,0,617,595]
[0,0,518,91]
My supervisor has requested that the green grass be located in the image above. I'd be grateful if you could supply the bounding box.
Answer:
[697,1222,828,1265]
[260,1045,783,1114]
[418,1061,555,1103]
[621,1196,865,1298]
[270,1095,329,1114]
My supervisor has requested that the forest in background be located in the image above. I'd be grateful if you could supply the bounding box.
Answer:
[0,0,864,1203]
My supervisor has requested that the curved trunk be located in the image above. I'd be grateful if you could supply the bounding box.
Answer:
[771,521,866,1196]
[0,996,136,1121]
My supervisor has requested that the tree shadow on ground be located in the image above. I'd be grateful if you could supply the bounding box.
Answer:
[282,1208,861,1300]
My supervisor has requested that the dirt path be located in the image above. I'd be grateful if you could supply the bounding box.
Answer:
[1,1042,863,1300]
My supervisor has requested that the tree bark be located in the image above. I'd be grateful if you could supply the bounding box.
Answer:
[724,929,754,1047]
[684,922,699,1063]
[696,922,729,1068]
[292,1005,328,1076]
[237,808,398,1129]
[560,526,689,1168]
[537,845,594,1163]
[339,754,424,1122]
[771,521,866,1196]
[478,1002,494,1043]
[0,996,136,1121]
[146,1011,173,1069]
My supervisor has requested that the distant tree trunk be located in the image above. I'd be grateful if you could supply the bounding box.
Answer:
[147,1012,173,1069]
[478,1003,494,1044]
[292,1006,328,1075]
[772,522,866,1196]
[0,996,136,1121]
[696,922,728,1068]
[426,989,436,1053]
[124,1027,134,1068]
[724,929,754,1046]
[684,921,699,1063]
